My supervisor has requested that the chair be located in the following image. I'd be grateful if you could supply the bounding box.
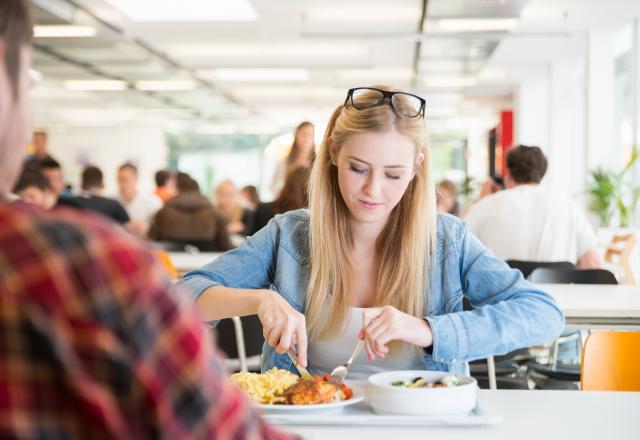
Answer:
[505,260,575,279]
[212,315,264,372]
[529,268,618,284]
[581,331,640,391]
[527,267,618,389]
[604,234,637,285]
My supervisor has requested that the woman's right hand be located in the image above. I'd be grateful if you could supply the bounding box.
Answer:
[257,290,308,367]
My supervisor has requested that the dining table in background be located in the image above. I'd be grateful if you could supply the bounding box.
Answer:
[536,283,640,330]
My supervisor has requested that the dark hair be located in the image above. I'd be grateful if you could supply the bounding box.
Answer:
[81,165,103,190]
[241,185,260,205]
[155,169,171,187]
[273,166,310,214]
[118,162,138,176]
[13,169,51,193]
[176,172,199,193]
[286,121,315,166]
[38,157,62,170]
[506,145,548,184]
[0,0,32,99]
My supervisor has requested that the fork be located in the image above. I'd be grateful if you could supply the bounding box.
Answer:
[328,339,364,388]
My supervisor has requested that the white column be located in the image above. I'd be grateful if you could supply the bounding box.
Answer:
[546,57,587,201]
[515,78,549,150]
[586,30,616,171]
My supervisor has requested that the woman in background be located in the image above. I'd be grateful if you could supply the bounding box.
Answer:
[271,121,315,194]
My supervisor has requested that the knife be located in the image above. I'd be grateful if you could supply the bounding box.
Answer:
[286,349,314,381]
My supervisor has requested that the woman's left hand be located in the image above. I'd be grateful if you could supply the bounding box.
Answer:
[360,306,434,361]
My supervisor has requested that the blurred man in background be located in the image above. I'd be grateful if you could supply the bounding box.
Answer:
[0,2,293,438]
[12,168,56,209]
[154,169,177,203]
[71,165,130,225]
[116,162,162,235]
[465,145,602,268]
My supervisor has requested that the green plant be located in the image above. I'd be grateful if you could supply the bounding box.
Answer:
[459,176,475,202]
[586,150,640,227]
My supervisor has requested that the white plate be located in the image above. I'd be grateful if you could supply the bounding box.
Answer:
[255,385,365,414]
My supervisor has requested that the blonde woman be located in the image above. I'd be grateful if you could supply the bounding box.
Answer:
[179,86,564,378]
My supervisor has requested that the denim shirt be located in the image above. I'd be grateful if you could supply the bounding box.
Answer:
[178,209,564,375]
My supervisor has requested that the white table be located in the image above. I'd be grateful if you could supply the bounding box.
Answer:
[536,283,640,329]
[169,252,221,273]
[281,390,640,440]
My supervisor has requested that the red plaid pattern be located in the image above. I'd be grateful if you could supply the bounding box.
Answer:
[0,203,293,440]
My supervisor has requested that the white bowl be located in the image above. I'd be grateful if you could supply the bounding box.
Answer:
[367,370,477,416]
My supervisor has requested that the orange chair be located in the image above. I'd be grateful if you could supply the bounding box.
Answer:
[154,250,178,280]
[580,331,640,391]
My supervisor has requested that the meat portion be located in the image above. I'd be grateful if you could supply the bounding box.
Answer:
[283,380,337,405]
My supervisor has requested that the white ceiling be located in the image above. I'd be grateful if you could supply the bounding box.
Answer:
[29,0,640,135]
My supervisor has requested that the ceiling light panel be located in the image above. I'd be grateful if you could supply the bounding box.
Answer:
[167,44,370,66]
[34,25,97,38]
[104,0,257,22]
[210,68,310,82]
[64,80,128,91]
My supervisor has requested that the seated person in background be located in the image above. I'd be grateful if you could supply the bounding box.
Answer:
[249,166,310,235]
[12,168,57,209]
[178,85,563,376]
[149,172,233,252]
[241,184,261,212]
[435,179,460,216]
[32,156,79,207]
[214,179,252,235]
[70,165,130,225]
[0,2,292,438]
[465,145,602,268]
[154,169,177,203]
[116,162,162,236]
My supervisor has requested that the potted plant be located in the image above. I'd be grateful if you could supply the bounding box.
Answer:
[586,150,640,227]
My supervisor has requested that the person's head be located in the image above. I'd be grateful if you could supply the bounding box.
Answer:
[505,145,548,188]
[0,0,33,199]
[117,162,138,199]
[436,179,459,215]
[175,172,200,194]
[286,121,315,167]
[215,180,238,213]
[32,131,47,156]
[273,166,310,214]
[81,165,104,193]
[13,168,56,209]
[306,85,435,342]
[38,157,65,197]
[240,185,260,208]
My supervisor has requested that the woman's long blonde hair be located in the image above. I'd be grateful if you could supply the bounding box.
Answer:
[306,85,437,342]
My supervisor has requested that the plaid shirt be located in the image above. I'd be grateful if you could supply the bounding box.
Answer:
[0,203,294,440]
